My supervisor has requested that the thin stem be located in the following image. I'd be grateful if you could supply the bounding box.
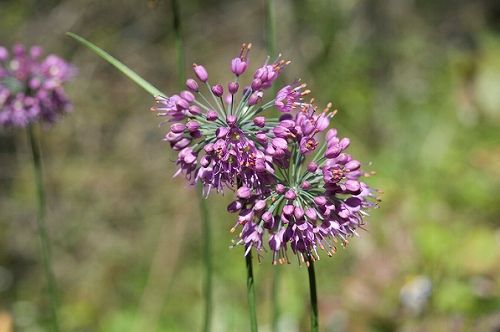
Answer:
[245,252,258,332]
[172,0,185,85]
[307,259,319,332]
[171,2,212,331]
[198,184,212,332]
[271,266,280,332]
[27,125,60,332]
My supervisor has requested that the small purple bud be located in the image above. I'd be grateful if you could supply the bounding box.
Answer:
[237,186,251,199]
[284,189,296,200]
[216,127,229,138]
[345,160,361,171]
[173,138,191,150]
[326,128,338,141]
[316,114,330,131]
[256,133,268,144]
[248,92,261,106]
[231,57,248,76]
[170,123,186,133]
[305,208,317,221]
[314,196,327,206]
[193,64,208,82]
[283,205,295,215]
[190,130,202,139]
[345,180,361,193]
[180,90,195,102]
[294,207,304,219]
[226,115,237,126]
[307,162,318,172]
[211,84,223,97]
[200,155,211,167]
[300,181,311,190]
[186,79,199,92]
[204,143,214,153]
[276,184,286,194]
[262,211,273,222]
[228,81,239,94]
[186,120,200,132]
[176,98,189,110]
[272,137,288,150]
[206,110,218,121]
[254,200,267,211]
[325,146,342,159]
[339,137,350,149]
[188,105,201,116]
[251,78,262,91]
[164,131,183,142]
[253,116,265,127]
[227,200,243,213]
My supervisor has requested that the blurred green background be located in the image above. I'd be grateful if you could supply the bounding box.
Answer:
[1,0,499,331]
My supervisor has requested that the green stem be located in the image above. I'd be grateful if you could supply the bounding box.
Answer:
[171,0,185,85]
[170,2,213,331]
[266,0,276,59]
[271,266,280,332]
[27,125,60,332]
[307,259,319,332]
[198,184,212,332]
[245,252,258,332]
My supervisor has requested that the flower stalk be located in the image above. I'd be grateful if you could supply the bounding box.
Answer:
[170,2,213,331]
[245,251,258,332]
[307,258,318,332]
[27,124,60,332]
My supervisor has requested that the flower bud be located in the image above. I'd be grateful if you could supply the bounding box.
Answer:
[193,64,208,82]
[228,81,239,94]
[227,200,243,213]
[284,189,296,200]
[186,78,199,92]
[206,110,218,121]
[237,186,251,199]
[275,183,286,194]
[253,116,265,127]
[180,90,195,102]
[170,123,186,133]
[226,115,237,126]
[231,57,248,76]
[211,84,223,97]
[307,162,318,172]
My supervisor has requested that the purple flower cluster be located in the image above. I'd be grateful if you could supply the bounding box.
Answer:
[153,43,378,263]
[0,44,74,127]
[152,43,286,194]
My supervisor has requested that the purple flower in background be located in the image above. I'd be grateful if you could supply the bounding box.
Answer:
[0,44,75,127]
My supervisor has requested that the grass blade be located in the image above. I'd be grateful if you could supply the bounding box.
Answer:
[66,32,164,97]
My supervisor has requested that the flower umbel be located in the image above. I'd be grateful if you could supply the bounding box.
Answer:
[228,101,379,264]
[152,43,290,195]
[0,44,75,127]
[152,42,378,262]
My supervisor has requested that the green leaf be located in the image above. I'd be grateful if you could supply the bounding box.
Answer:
[66,32,165,97]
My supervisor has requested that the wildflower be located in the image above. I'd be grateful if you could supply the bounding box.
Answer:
[0,44,74,127]
[152,43,290,195]
[228,101,378,264]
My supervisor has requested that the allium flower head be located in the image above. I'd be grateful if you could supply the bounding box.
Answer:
[228,101,379,264]
[0,44,75,127]
[152,43,292,195]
